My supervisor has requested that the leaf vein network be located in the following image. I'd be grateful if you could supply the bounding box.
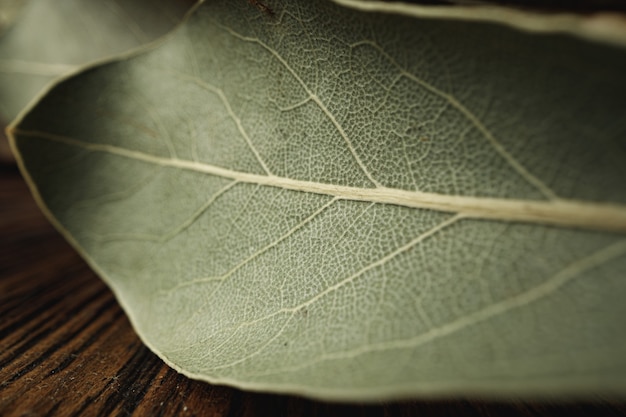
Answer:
[348,40,558,200]
[238,239,626,377]
[215,22,382,188]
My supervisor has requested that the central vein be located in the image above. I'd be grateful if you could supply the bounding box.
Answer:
[12,128,626,233]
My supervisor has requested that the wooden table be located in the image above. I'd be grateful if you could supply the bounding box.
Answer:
[2,166,624,416]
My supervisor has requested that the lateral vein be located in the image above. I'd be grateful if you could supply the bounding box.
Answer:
[216,24,382,188]
[349,40,558,201]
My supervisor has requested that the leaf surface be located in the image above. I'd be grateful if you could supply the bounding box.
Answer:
[9,0,626,401]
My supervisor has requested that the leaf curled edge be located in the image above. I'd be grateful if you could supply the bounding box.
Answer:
[333,0,626,47]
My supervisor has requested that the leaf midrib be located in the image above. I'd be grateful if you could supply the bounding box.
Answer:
[13,128,626,233]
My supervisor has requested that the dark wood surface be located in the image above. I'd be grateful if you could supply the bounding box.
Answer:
[2,166,625,416]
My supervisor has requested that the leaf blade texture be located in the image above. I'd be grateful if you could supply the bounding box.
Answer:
[9,0,626,401]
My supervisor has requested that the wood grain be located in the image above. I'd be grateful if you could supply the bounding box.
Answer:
[1,167,625,417]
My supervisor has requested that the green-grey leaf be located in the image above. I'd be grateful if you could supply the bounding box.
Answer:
[9,0,626,401]
[0,0,192,123]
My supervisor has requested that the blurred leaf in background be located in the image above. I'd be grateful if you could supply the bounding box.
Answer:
[0,0,195,162]
[0,0,27,33]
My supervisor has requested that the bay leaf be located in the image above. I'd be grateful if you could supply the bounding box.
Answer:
[9,0,626,401]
